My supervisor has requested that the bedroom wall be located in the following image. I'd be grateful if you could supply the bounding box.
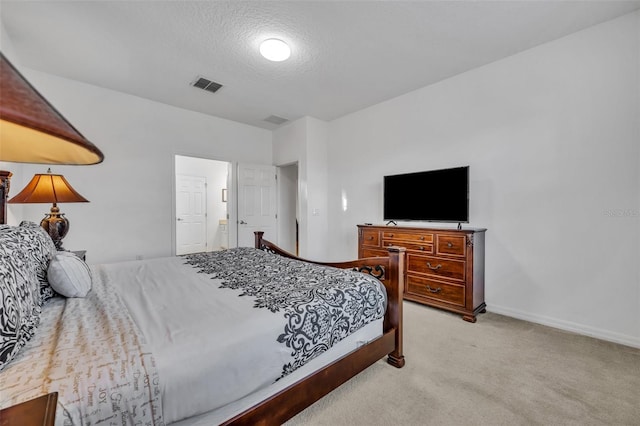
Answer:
[326,11,640,347]
[6,70,272,264]
[0,21,25,225]
[273,116,329,260]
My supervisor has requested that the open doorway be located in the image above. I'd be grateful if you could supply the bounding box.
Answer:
[277,163,298,255]
[175,155,231,255]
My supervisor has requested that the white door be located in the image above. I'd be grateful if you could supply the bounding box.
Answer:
[237,163,277,247]
[176,174,207,255]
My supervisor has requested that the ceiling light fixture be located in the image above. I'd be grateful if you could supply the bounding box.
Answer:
[259,39,291,62]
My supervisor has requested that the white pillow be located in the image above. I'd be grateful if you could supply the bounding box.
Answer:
[47,251,92,298]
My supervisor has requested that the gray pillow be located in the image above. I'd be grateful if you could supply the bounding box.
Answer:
[18,221,58,302]
[47,251,92,298]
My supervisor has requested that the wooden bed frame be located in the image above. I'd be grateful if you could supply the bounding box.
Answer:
[221,232,406,425]
[0,170,11,225]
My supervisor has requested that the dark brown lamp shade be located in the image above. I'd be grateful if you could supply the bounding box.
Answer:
[0,52,104,165]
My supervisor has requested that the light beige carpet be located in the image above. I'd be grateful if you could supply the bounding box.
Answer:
[286,301,640,426]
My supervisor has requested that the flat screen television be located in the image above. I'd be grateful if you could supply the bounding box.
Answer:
[383,166,469,223]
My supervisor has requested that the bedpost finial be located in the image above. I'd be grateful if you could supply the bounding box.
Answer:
[254,231,265,249]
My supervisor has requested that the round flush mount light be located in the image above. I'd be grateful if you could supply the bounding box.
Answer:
[259,38,291,62]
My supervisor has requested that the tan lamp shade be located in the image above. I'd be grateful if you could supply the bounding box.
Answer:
[0,53,104,165]
[8,171,88,204]
[8,170,88,250]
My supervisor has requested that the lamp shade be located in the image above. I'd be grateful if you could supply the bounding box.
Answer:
[8,171,88,204]
[0,53,104,165]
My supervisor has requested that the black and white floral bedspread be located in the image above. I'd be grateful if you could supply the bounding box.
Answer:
[184,247,387,378]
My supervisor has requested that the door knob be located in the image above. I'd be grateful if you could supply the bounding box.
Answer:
[239,220,247,225]
[176,218,184,221]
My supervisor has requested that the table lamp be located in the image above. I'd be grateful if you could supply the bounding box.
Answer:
[0,52,103,228]
[8,168,88,250]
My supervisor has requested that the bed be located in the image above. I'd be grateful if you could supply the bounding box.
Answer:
[0,224,405,425]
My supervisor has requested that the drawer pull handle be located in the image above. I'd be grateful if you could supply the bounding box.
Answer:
[420,236,425,241]
[419,246,425,251]
[447,242,453,248]
[426,285,442,293]
[367,236,374,240]
[427,262,442,270]
[388,233,394,237]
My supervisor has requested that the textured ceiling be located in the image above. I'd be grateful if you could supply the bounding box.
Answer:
[1,1,639,130]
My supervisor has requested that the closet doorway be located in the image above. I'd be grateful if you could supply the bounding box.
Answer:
[277,163,298,255]
[175,155,231,255]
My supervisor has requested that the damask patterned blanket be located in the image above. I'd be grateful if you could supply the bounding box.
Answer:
[184,248,387,378]
[0,271,163,425]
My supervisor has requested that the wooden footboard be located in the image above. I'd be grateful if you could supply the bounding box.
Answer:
[222,232,406,425]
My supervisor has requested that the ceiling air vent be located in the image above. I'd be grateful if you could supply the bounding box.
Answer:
[192,76,222,93]
[264,115,288,125]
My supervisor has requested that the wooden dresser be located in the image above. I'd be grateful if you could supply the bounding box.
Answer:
[358,224,486,322]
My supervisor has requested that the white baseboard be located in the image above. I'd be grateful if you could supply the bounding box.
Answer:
[487,304,640,349]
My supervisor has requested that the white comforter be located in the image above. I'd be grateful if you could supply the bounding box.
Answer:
[103,256,292,423]
[103,248,387,424]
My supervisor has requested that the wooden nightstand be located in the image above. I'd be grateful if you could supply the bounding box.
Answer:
[0,392,57,426]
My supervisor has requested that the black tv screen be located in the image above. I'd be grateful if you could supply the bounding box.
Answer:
[383,166,469,223]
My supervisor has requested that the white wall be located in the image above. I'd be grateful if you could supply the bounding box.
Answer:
[327,12,640,347]
[273,116,329,260]
[0,22,25,225]
[306,117,329,259]
[175,155,229,251]
[7,70,272,264]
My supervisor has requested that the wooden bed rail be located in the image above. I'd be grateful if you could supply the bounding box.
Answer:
[223,232,406,425]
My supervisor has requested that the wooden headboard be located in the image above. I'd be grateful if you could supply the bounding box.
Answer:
[0,170,11,224]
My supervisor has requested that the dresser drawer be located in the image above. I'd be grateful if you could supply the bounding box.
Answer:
[436,234,466,256]
[382,231,433,243]
[406,275,465,306]
[382,239,433,254]
[361,229,380,247]
[361,248,388,258]
[407,254,465,282]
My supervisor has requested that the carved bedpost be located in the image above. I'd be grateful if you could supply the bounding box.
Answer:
[0,170,12,225]
[385,246,405,368]
[254,231,265,249]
